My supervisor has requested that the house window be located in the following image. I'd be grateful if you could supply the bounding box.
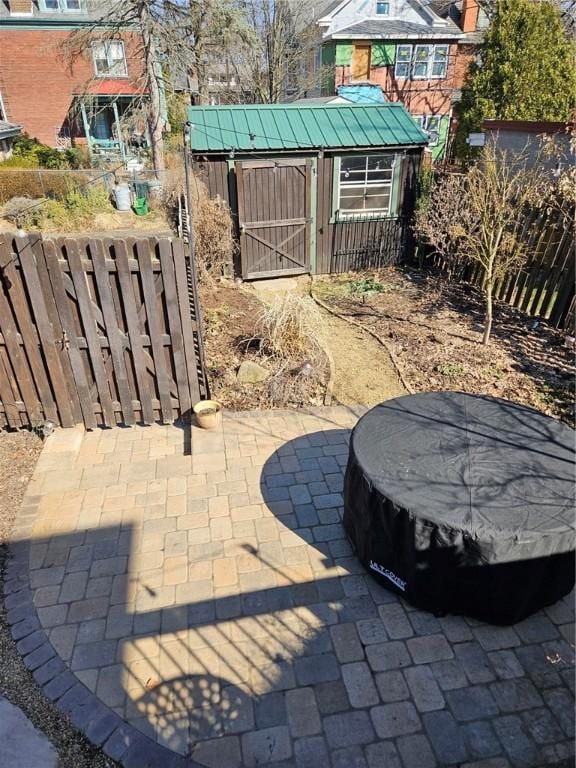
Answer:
[413,45,433,78]
[394,45,412,78]
[419,115,441,146]
[396,44,448,79]
[431,45,448,78]
[336,155,396,218]
[376,1,390,14]
[92,41,128,78]
[40,0,82,11]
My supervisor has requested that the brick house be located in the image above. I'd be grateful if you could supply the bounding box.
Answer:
[316,0,484,159]
[0,0,146,163]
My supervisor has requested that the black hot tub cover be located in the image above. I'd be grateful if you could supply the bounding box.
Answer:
[343,392,575,624]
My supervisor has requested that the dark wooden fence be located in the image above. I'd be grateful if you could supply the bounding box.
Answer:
[423,204,575,330]
[0,234,206,430]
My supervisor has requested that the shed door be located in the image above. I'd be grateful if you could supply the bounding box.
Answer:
[351,44,371,80]
[235,159,312,279]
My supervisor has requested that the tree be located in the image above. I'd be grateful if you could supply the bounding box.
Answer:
[456,0,576,158]
[185,0,250,105]
[230,0,326,103]
[414,142,549,344]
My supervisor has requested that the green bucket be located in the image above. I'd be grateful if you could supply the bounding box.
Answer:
[133,197,149,216]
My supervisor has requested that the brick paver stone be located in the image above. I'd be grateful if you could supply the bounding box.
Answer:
[404,665,445,711]
[330,623,364,663]
[286,687,321,737]
[341,662,379,708]
[241,726,292,766]
[370,701,421,739]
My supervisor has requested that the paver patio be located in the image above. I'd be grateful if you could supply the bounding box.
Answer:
[5,406,575,768]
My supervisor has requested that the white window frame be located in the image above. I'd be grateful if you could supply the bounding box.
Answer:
[418,115,441,146]
[412,45,433,79]
[431,45,449,79]
[335,154,398,220]
[394,44,412,78]
[39,0,82,12]
[92,41,129,78]
[395,44,449,80]
[375,0,390,14]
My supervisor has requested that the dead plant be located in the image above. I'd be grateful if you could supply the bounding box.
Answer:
[160,158,235,284]
[256,294,328,406]
[257,293,326,363]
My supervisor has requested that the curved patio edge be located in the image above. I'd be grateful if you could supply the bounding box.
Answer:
[5,500,199,768]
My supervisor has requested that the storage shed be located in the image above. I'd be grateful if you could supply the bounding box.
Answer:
[188,102,428,279]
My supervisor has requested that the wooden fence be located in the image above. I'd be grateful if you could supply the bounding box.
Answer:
[423,204,575,330]
[0,234,206,430]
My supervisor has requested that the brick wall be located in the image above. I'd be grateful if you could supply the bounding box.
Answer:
[0,29,144,147]
[334,42,459,117]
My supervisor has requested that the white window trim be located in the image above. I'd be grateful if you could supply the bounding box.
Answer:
[396,44,448,80]
[418,115,441,146]
[39,0,83,13]
[412,45,433,80]
[430,45,449,80]
[394,44,413,79]
[92,41,129,79]
[336,154,397,220]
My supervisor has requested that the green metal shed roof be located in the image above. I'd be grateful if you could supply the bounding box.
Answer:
[187,103,428,153]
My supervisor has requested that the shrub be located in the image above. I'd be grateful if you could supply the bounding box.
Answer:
[20,184,113,231]
[1,196,44,222]
[7,134,87,170]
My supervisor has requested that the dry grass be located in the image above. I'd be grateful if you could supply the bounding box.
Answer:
[255,294,328,407]
[257,293,326,361]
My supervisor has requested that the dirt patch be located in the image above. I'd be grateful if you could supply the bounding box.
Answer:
[201,281,328,410]
[319,309,405,405]
[314,267,575,426]
[0,429,117,768]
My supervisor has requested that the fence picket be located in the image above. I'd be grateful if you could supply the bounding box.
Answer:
[30,234,82,424]
[0,272,40,426]
[44,239,97,429]
[92,239,135,426]
[66,237,116,427]
[158,239,191,417]
[114,239,156,425]
[172,238,201,406]
[15,237,74,428]
[136,239,174,423]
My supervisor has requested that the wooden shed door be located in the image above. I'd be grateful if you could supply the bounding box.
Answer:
[235,159,312,279]
[351,44,371,80]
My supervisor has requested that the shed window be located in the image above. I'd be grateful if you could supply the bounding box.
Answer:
[336,155,396,218]
[394,45,412,78]
[376,1,390,14]
[92,41,128,78]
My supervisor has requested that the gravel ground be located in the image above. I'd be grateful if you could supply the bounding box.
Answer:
[0,429,117,768]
